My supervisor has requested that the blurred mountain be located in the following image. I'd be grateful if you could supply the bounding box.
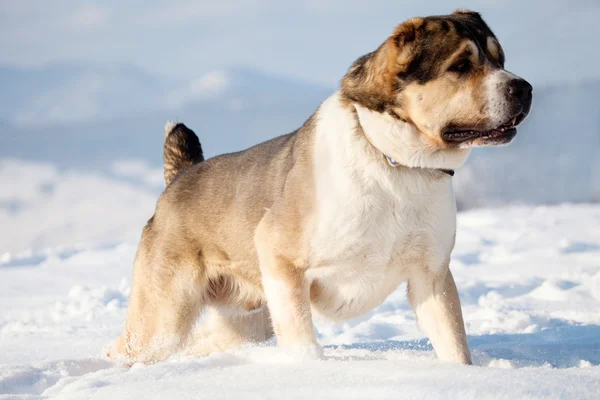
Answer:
[0,63,173,126]
[0,63,598,207]
[0,64,332,169]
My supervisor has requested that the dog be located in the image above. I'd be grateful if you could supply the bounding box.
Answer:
[108,9,532,364]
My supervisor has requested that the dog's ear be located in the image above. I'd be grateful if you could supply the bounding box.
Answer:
[341,18,424,111]
[452,9,493,34]
[387,17,425,77]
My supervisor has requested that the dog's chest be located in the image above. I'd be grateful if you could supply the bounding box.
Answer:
[309,181,454,271]
[306,168,456,316]
[303,95,459,317]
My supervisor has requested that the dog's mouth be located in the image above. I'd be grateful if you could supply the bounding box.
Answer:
[442,113,525,144]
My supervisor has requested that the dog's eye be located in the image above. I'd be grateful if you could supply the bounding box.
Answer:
[449,60,471,73]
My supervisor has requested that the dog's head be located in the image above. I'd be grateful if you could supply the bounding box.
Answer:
[342,10,532,150]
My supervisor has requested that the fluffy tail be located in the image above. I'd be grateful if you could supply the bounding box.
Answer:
[163,121,204,186]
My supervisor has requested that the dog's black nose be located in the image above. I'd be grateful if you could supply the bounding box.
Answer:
[508,79,533,105]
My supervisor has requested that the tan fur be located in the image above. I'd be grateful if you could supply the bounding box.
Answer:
[108,10,531,365]
[342,13,510,149]
[486,36,500,63]
[401,60,491,144]
[108,124,318,363]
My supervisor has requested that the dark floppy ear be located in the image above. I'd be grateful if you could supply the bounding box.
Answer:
[452,9,496,39]
[388,17,425,74]
[453,9,492,30]
[341,18,424,111]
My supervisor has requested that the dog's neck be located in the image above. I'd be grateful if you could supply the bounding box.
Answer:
[353,104,471,172]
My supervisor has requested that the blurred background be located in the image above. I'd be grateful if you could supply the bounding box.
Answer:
[1,0,598,255]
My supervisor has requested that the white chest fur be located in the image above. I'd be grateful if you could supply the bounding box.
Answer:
[306,93,458,320]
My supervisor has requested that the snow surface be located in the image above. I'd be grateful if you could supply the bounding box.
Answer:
[1,204,599,399]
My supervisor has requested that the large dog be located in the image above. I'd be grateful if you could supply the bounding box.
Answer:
[108,10,532,364]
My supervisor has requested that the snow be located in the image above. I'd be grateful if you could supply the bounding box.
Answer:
[0,159,160,254]
[1,2,598,397]
[1,204,599,399]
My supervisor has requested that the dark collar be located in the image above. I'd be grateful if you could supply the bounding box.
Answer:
[384,155,455,177]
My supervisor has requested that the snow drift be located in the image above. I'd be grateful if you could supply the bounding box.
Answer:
[1,204,599,399]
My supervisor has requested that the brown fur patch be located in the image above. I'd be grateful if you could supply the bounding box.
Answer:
[340,10,505,143]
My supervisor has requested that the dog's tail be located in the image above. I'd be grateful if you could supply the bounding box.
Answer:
[163,121,204,186]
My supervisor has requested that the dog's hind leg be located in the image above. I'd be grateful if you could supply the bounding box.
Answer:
[185,306,273,356]
[107,220,206,364]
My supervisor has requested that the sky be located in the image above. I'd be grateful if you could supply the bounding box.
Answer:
[1,0,599,86]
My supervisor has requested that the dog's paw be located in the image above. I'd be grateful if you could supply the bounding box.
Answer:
[279,343,324,361]
[104,339,125,362]
[104,335,136,366]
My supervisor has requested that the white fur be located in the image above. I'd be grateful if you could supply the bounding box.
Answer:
[306,93,459,321]
[261,275,323,358]
[485,69,520,127]
[409,275,471,363]
[261,276,301,335]
[353,104,471,170]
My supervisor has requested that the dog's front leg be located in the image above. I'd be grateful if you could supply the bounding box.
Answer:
[260,263,322,358]
[255,220,322,359]
[408,266,472,364]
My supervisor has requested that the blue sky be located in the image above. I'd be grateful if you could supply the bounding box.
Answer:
[1,0,598,86]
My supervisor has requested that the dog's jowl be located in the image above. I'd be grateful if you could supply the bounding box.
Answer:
[108,9,532,365]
